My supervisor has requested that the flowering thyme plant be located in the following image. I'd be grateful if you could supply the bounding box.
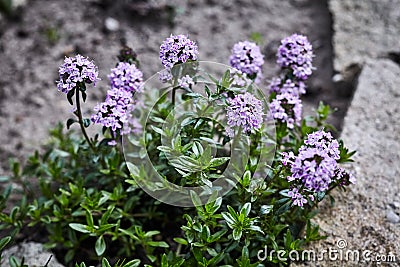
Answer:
[0,33,355,267]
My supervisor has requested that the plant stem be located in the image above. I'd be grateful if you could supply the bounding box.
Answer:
[172,86,177,107]
[75,88,95,151]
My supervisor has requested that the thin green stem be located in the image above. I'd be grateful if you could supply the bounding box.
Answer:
[75,88,95,151]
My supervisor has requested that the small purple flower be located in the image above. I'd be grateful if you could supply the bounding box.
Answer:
[269,77,306,96]
[304,130,340,160]
[57,54,100,93]
[158,69,172,83]
[108,62,144,93]
[335,167,356,186]
[269,93,302,129]
[230,69,252,89]
[229,40,264,77]
[108,140,117,146]
[288,188,308,207]
[159,34,199,69]
[178,75,195,89]
[226,92,264,137]
[277,34,314,80]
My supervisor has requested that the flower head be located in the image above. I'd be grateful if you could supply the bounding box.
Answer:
[57,54,100,93]
[269,93,302,129]
[269,77,306,96]
[92,63,144,136]
[229,41,264,77]
[159,34,199,69]
[277,34,314,80]
[108,62,144,93]
[178,75,195,89]
[282,130,354,207]
[91,88,133,132]
[288,188,308,207]
[158,69,172,83]
[226,92,264,137]
[229,69,252,89]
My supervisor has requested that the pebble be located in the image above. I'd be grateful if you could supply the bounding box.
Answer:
[104,17,120,32]
[386,210,400,224]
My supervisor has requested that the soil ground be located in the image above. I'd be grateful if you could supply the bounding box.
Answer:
[0,0,352,173]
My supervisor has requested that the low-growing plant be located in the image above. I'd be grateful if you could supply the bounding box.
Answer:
[0,33,355,266]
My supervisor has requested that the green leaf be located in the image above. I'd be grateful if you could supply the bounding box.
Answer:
[240,203,251,217]
[275,201,291,216]
[67,89,75,105]
[221,212,236,229]
[260,205,273,215]
[85,210,94,228]
[232,228,242,241]
[0,236,11,250]
[83,118,91,128]
[144,230,160,237]
[9,256,20,267]
[66,118,77,129]
[241,170,251,187]
[69,223,91,234]
[123,259,141,267]
[151,126,166,136]
[0,0,12,15]
[95,236,106,256]
[209,157,230,168]
[207,230,227,243]
[147,241,169,248]
[173,237,188,245]
[101,258,111,267]
[161,254,168,267]
[190,191,202,207]
[82,91,87,102]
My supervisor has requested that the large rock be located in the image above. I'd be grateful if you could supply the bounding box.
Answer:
[329,0,400,73]
[301,59,400,267]
[1,242,64,267]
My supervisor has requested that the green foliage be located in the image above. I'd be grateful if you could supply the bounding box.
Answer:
[0,0,12,15]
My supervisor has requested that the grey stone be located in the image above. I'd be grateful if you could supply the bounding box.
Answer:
[306,59,400,266]
[1,242,64,267]
[386,210,400,224]
[329,0,400,73]
[104,17,120,32]
[12,0,28,9]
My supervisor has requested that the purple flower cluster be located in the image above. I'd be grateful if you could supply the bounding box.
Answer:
[230,69,252,89]
[226,92,264,137]
[158,69,172,83]
[269,92,302,129]
[277,33,314,80]
[229,41,264,77]
[282,130,355,207]
[108,62,143,93]
[57,54,100,93]
[288,188,308,207]
[159,34,199,69]
[91,88,134,132]
[269,78,306,97]
[178,75,194,89]
[91,62,144,136]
